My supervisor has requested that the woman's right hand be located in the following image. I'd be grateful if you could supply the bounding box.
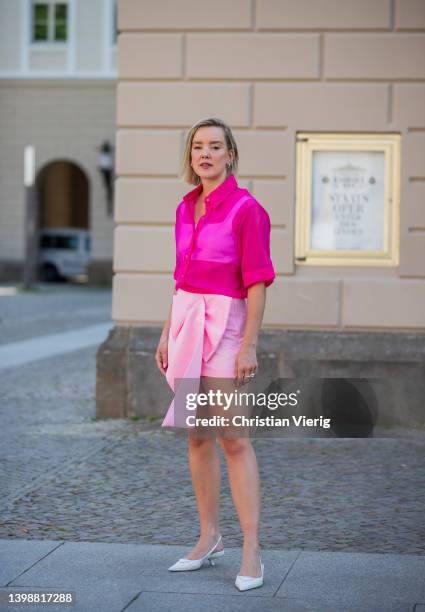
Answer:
[155,333,169,375]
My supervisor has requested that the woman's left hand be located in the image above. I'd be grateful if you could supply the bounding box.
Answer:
[235,345,258,387]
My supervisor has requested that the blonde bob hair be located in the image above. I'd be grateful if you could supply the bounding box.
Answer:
[180,117,239,186]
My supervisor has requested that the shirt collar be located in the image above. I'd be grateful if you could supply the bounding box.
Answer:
[183,174,238,210]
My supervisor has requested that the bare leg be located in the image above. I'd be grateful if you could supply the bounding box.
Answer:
[184,379,223,559]
[202,376,262,577]
[219,436,262,576]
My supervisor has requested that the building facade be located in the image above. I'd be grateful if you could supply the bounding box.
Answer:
[0,0,117,282]
[96,0,425,420]
[113,0,425,332]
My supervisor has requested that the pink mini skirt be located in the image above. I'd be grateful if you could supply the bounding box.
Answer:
[161,288,247,427]
[200,293,247,377]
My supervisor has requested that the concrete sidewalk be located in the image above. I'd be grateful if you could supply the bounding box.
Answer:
[1,539,424,612]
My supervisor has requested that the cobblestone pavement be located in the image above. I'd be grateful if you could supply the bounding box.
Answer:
[1,285,424,556]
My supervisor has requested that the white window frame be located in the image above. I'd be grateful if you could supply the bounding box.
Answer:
[30,0,68,46]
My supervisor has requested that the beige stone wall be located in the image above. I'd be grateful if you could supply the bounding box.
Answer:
[114,0,425,330]
[0,82,116,262]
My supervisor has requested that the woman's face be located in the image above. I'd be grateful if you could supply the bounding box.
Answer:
[191,126,233,183]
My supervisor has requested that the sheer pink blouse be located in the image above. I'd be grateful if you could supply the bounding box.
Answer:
[173,174,275,299]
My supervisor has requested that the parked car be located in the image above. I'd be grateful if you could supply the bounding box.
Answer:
[38,228,91,281]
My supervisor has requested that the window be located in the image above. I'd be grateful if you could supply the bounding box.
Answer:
[57,235,78,249]
[40,235,79,249]
[31,1,68,43]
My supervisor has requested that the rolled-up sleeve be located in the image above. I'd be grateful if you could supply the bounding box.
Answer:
[238,203,275,289]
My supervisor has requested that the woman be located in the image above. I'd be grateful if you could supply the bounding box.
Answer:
[155,117,275,591]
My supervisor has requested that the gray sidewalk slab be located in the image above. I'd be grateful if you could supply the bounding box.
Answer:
[0,323,113,370]
[0,539,424,612]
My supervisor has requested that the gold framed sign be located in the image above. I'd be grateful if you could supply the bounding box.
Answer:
[295,132,401,266]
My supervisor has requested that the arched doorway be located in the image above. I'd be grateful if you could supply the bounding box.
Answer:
[36,161,91,281]
[38,160,89,229]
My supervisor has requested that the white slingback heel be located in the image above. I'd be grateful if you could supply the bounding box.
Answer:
[235,555,264,591]
[168,534,224,571]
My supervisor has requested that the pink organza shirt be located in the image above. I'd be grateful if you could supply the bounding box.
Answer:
[173,174,275,299]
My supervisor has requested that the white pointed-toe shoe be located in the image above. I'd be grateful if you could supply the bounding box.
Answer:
[168,535,224,571]
[235,556,264,591]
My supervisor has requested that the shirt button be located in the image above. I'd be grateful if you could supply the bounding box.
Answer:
[205,198,210,203]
